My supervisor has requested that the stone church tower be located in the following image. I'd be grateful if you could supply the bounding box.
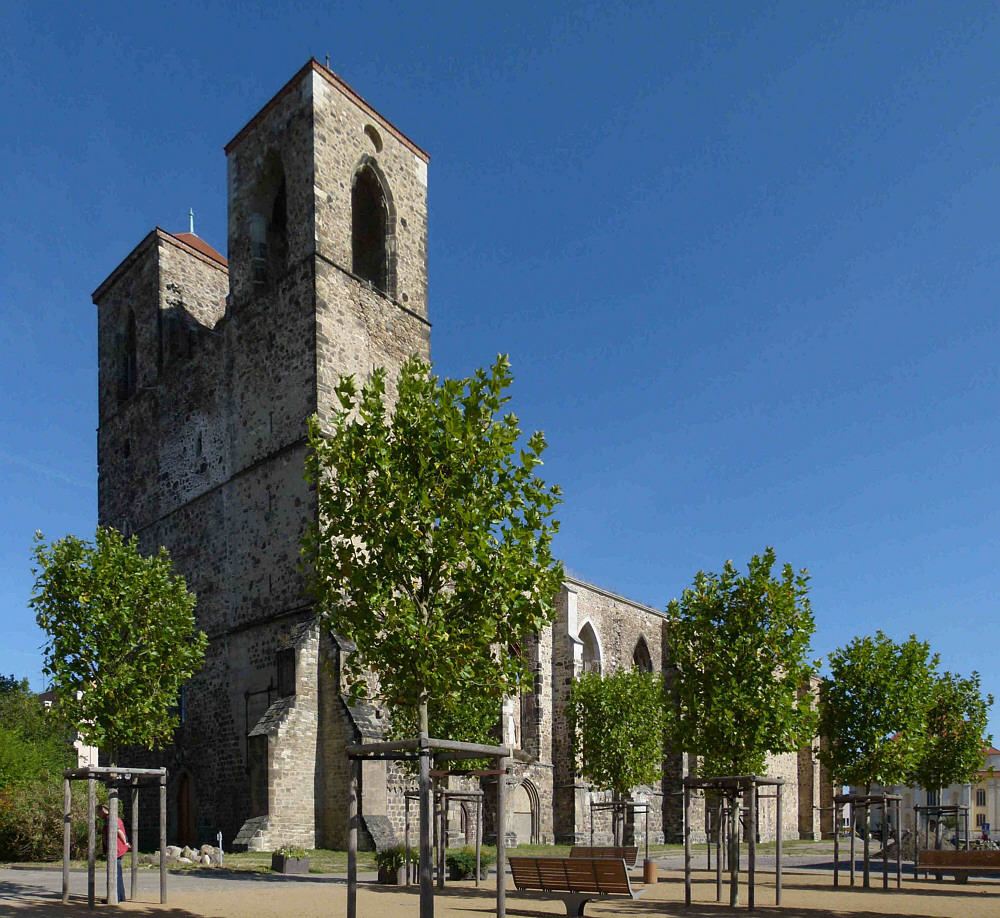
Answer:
[93,60,830,852]
[93,60,431,849]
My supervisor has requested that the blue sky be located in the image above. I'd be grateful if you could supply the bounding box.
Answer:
[2,2,999,742]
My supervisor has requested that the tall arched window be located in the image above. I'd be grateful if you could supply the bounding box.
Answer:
[580,622,601,675]
[120,309,137,401]
[250,151,288,286]
[632,636,653,673]
[351,158,395,296]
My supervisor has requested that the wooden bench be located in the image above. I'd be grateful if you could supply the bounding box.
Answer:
[918,849,1000,884]
[569,846,640,868]
[508,856,644,916]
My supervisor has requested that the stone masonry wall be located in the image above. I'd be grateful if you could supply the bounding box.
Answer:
[550,580,667,845]
[311,65,429,322]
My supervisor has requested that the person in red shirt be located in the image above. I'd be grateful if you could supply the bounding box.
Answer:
[97,804,129,902]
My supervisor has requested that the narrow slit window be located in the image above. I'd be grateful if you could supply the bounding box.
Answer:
[120,309,138,400]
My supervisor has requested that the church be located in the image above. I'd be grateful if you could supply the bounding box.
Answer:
[92,60,830,851]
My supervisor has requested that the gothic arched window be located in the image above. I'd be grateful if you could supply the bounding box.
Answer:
[351,159,395,296]
[580,622,601,675]
[250,151,288,286]
[632,636,653,673]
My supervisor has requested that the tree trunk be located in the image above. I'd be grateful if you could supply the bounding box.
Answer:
[418,704,434,918]
[728,793,739,907]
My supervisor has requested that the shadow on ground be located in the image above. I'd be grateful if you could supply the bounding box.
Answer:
[0,883,204,917]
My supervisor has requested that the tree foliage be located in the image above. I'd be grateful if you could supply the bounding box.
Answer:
[665,548,818,777]
[30,527,207,761]
[910,670,993,795]
[818,631,938,790]
[303,355,563,736]
[568,668,666,796]
[0,676,74,789]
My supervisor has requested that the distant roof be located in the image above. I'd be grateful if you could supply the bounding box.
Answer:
[93,227,228,301]
[984,746,1000,756]
[168,231,228,268]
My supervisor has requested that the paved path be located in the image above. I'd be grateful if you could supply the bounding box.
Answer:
[3,863,998,918]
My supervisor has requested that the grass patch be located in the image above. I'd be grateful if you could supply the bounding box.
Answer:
[2,839,836,875]
[212,849,378,874]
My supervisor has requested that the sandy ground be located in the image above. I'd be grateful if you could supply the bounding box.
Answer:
[2,866,997,918]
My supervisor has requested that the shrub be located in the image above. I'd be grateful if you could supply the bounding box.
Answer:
[0,779,95,862]
[374,844,414,871]
[273,844,307,859]
[445,846,495,879]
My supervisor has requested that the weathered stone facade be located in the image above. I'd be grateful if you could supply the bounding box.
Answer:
[94,60,829,852]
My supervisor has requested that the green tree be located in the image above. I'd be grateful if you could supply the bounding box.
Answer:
[0,676,74,789]
[568,668,665,843]
[304,355,562,918]
[818,631,938,792]
[569,668,665,795]
[911,670,993,799]
[665,548,817,907]
[30,527,207,764]
[665,548,818,777]
[303,355,563,737]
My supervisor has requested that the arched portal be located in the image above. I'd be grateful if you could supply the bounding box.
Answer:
[511,780,539,845]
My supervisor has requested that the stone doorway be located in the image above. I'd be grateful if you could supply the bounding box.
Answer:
[177,773,196,846]
[511,780,538,845]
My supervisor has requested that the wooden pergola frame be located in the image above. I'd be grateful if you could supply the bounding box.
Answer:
[683,774,784,911]
[913,803,971,879]
[588,798,650,861]
[832,792,902,890]
[61,765,168,907]
[346,736,522,918]
[404,786,485,888]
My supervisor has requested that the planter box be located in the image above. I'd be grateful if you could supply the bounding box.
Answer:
[271,854,310,875]
[378,865,407,885]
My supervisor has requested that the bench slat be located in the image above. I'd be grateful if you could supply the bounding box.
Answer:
[920,849,1000,868]
[509,857,636,895]
[569,846,639,868]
